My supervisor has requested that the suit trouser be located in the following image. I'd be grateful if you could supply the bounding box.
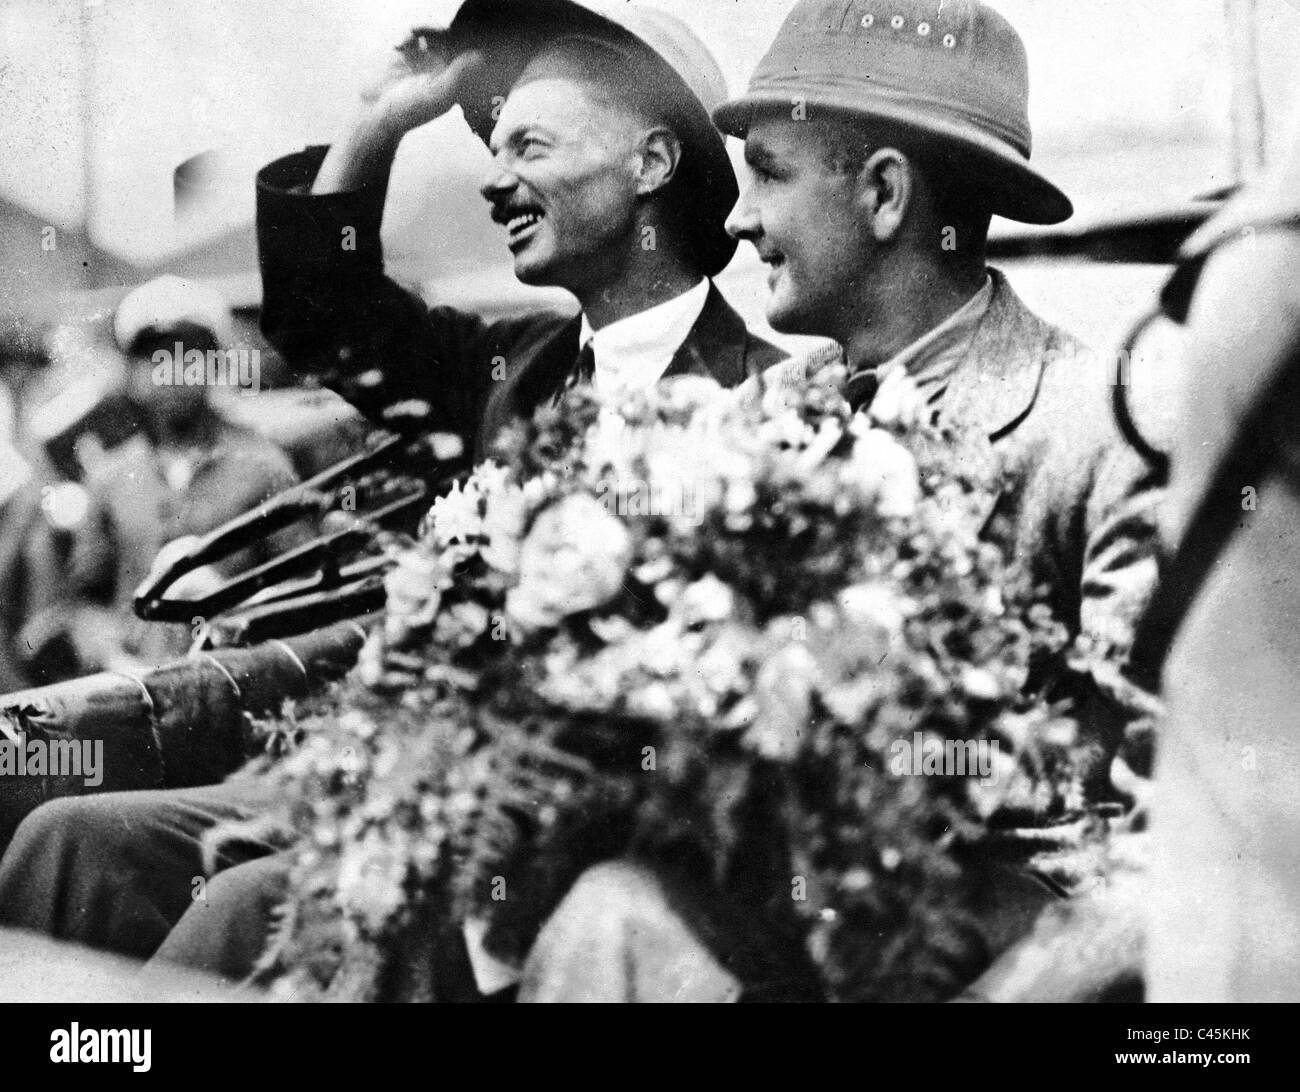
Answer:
[151,852,291,981]
[154,852,504,998]
[0,780,279,962]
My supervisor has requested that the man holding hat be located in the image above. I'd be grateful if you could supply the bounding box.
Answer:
[514,0,1167,1002]
[0,0,781,985]
[258,0,781,459]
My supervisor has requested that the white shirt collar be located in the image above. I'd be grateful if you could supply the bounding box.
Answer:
[579,278,711,395]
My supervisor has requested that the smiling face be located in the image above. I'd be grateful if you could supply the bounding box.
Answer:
[725,115,876,341]
[481,54,648,295]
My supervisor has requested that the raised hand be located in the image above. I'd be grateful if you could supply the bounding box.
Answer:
[314,30,486,195]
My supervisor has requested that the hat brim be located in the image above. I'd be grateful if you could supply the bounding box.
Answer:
[448,0,739,277]
[714,91,1073,227]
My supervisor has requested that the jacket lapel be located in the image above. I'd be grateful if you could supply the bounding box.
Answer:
[479,283,757,457]
[941,268,1051,443]
[477,314,582,459]
[939,269,1057,535]
[661,283,752,388]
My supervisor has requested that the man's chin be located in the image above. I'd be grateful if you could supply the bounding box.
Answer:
[510,248,556,287]
[764,294,818,338]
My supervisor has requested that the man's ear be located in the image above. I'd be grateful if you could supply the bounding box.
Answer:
[635,127,683,197]
[856,147,913,243]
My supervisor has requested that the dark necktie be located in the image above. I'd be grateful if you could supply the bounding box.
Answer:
[567,340,596,386]
[555,340,596,404]
[572,341,596,385]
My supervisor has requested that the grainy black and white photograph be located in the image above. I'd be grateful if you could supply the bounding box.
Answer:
[0,0,1295,1044]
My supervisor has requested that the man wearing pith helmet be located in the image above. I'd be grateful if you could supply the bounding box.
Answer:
[0,0,782,987]
[515,0,1167,1002]
[717,0,1163,684]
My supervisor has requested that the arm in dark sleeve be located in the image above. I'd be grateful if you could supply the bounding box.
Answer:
[256,147,494,442]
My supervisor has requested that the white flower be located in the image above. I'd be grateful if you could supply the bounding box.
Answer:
[696,632,749,697]
[428,479,483,546]
[505,493,633,633]
[584,411,636,476]
[842,423,920,519]
[723,478,758,516]
[472,459,512,496]
[627,682,676,721]
[677,574,736,626]
[637,621,688,676]
[480,484,528,574]
[643,425,726,517]
[839,583,908,636]
[383,549,450,643]
[337,710,378,741]
[521,474,554,508]
[589,615,637,644]
[748,644,820,760]
[633,556,674,586]
[658,374,727,409]
[336,834,408,932]
[441,600,491,643]
[868,365,929,429]
[758,409,812,450]
[961,666,1002,702]
[823,677,879,724]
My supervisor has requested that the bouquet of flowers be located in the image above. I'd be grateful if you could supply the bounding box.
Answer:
[233,362,1100,1002]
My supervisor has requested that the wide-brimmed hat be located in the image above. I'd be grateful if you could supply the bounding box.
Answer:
[713,0,1072,225]
[447,0,739,276]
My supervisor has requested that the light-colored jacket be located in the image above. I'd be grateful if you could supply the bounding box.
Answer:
[759,269,1164,658]
[946,269,1162,658]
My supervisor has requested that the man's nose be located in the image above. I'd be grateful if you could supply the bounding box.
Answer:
[479,157,518,202]
[725,188,760,242]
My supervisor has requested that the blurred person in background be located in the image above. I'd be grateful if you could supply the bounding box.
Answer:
[19,276,298,678]
[0,320,82,689]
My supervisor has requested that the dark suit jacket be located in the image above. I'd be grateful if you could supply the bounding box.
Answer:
[256,148,783,462]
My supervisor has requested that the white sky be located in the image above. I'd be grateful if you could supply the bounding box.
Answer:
[1,0,1296,265]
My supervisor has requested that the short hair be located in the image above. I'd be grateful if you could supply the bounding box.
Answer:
[812,114,993,255]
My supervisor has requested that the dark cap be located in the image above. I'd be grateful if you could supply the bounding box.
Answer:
[714,0,1072,225]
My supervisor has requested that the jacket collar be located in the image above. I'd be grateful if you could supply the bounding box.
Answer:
[481,281,756,461]
[661,282,754,387]
[940,268,1054,442]
[538,281,752,400]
